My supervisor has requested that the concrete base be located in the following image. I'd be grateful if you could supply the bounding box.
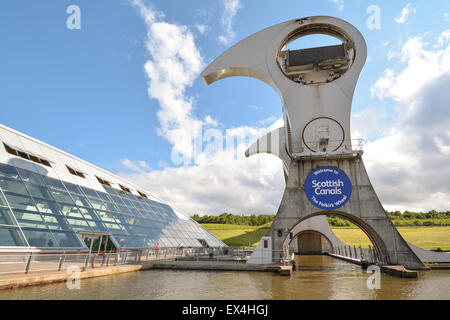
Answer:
[0,264,148,290]
[251,157,426,270]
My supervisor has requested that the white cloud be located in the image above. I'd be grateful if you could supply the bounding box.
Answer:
[395,3,416,24]
[329,0,344,11]
[351,107,388,141]
[204,115,219,127]
[120,158,151,173]
[444,12,449,21]
[132,0,207,162]
[195,24,206,35]
[386,50,398,60]
[371,33,450,103]
[128,1,285,215]
[218,0,242,45]
[437,30,450,48]
[119,121,285,215]
[361,29,450,211]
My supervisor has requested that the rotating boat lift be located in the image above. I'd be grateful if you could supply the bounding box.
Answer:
[202,16,450,269]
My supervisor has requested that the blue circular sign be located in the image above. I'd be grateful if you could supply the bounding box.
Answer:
[304,166,352,210]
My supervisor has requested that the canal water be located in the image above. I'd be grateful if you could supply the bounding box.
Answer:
[0,255,448,300]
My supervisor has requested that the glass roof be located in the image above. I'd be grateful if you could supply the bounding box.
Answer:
[0,163,224,249]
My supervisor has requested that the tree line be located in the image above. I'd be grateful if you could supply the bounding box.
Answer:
[192,210,450,227]
[191,213,275,226]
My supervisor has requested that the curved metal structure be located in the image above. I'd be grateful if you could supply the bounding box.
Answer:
[202,16,433,269]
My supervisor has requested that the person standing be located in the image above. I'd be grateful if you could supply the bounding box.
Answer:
[156,241,160,259]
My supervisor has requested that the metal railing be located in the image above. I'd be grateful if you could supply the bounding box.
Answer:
[0,246,300,276]
[170,247,294,266]
[291,138,365,159]
[329,244,388,265]
[0,247,231,276]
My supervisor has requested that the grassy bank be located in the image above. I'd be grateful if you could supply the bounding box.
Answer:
[202,224,270,247]
[203,224,450,251]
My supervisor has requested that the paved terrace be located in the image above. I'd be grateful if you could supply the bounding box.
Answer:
[0,248,292,290]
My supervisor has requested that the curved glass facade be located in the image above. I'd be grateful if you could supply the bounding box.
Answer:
[0,163,224,249]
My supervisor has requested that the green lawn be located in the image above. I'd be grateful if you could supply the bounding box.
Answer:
[202,223,270,247]
[332,226,450,251]
[203,224,450,251]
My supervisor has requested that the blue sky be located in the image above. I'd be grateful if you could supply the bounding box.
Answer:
[1,1,450,215]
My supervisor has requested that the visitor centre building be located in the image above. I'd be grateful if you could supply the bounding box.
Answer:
[0,124,224,252]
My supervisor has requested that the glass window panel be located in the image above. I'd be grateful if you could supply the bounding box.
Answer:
[80,187,100,199]
[0,226,27,246]
[145,238,156,247]
[50,190,74,204]
[12,209,48,229]
[109,214,131,227]
[0,164,20,179]
[59,204,84,219]
[127,208,141,217]
[34,199,62,215]
[26,184,53,200]
[138,209,149,217]
[120,197,133,207]
[43,176,66,191]
[85,220,107,232]
[88,198,107,210]
[132,201,144,210]
[109,194,124,205]
[0,177,29,195]
[71,195,91,207]
[41,214,70,231]
[66,218,92,231]
[0,207,18,226]
[132,225,150,235]
[21,228,56,247]
[17,168,46,186]
[63,182,83,195]
[4,193,38,212]
[77,207,100,220]
[103,202,118,212]
[104,222,124,232]
[96,191,112,202]
[95,210,118,223]
[127,236,146,247]
[0,192,7,206]
[51,231,82,247]
[115,204,132,215]
[104,186,120,196]
[114,235,128,247]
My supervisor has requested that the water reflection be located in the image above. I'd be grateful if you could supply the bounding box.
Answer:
[0,255,448,300]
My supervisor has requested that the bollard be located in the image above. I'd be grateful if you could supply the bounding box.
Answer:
[24,253,32,274]
[83,254,89,271]
[57,255,64,271]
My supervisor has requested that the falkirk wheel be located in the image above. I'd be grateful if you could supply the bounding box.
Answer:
[201,16,427,270]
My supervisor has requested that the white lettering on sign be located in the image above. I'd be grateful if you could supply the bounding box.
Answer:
[312,179,344,195]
